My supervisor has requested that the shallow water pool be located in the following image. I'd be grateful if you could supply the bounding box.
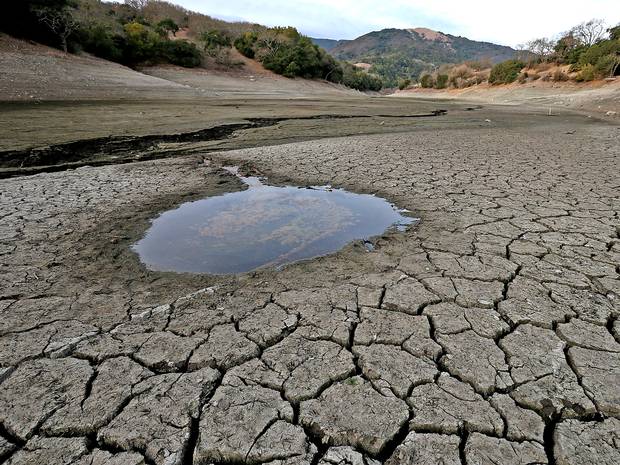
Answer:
[132,168,416,274]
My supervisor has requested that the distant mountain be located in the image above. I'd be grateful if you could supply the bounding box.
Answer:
[320,28,516,86]
[310,38,349,52]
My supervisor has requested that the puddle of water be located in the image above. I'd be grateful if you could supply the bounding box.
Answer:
[132,168,417,274]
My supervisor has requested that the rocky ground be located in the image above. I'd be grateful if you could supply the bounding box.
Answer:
[0,103,618,465]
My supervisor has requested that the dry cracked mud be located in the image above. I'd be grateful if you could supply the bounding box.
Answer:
[0,105,619,465]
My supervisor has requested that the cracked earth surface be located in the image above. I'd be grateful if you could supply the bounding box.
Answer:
[0,111,619,464]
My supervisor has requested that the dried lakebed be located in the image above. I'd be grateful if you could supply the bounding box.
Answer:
[133,167,415,274]
[0,110,619,465]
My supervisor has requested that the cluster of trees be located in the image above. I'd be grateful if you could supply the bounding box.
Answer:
[488,60,526,84]
[234,27,382,91]
[1,1,383,91]
[414,19,619,90]
[1,0,202,67]
[517,19,620,81]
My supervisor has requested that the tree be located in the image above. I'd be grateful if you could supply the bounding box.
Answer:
[571,19,607,46]
[125,0,149,11]
[36,7,78,52]
[526,38,556,62]
[201,30,232,51]
[420,74,434,88]
[609,25,620,41]
[435,74,448,89]
[489,60,525,84]
[156,18,179,37]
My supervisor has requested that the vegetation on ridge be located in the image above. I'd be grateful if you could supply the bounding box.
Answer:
[413,20,619,90]
[0,0,383,91]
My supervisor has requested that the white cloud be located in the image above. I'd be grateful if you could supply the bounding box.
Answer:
[169,0,620,46]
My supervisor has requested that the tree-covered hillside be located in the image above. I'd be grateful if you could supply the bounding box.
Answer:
[327,28,516,87]
[0,0,383,91]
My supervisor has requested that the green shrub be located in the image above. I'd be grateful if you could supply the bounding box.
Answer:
[594,54,619,77]
[232,26,378,90]
[156,18,179,37]
[234,32,258,58]
[202,30,232,51]
[159,40,201,67]
[398,78,411,90]
[576,64,597,82]
[420,74,434,88]
[341,64,383,91]
[578,40,620,67]
[435,74,448,89]
[80,24,122,62]
[489,60,525,84]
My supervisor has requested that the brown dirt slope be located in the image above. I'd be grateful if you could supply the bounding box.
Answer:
[0,34,355,101]
[0,34,199,101]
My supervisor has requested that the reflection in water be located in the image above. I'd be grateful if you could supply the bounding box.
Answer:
[132,168,416,274]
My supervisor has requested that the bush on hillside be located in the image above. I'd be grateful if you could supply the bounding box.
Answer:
[78,24,123,61]
[159,39,201,67]
[233,26,380,91]
[202,30,232,51]
[234,31,258,58]
[434,74,448,89]
[420,74,434,88]
[489,60,525,84]
[575,64,597,81]
[398,78,411,90]
[156,18,179,37]
[341,64,383,91]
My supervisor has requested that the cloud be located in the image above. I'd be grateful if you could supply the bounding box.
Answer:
[176,0,619,46]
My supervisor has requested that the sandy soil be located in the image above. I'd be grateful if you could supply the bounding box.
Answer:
[398,79,620,116]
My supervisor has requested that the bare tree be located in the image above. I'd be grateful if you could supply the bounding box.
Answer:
[526,38,556,61]
[125,0,150,12]
[570,19,607,46]
[36,8,78,53]
[514,43,529,61]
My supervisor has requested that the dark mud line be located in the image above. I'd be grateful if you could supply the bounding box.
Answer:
[0,111,447,178]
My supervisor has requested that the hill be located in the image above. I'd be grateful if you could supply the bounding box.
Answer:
[310,38,349,52]
[327,27,516,86]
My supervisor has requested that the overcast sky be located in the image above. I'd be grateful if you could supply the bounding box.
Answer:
[172,0,620,46]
